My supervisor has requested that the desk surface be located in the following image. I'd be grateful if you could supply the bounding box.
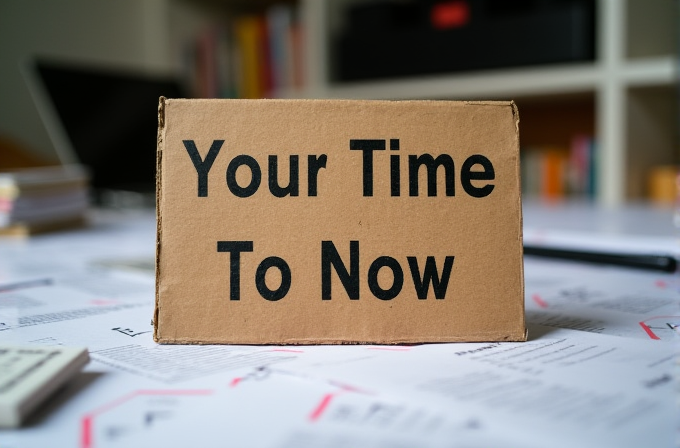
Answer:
[0,203,677,448]
[525,201,678,235]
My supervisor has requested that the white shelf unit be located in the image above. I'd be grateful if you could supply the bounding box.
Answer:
[297,0,678,205]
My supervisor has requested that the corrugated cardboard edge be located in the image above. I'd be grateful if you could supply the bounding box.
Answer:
[153,97,166,342]
[153,333,529,345]
[153,99,527,344]
[510,100,527,342]
[462,100,526,343]
[454,100,526,343]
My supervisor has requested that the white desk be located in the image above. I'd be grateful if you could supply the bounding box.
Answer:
[0,203,677,448]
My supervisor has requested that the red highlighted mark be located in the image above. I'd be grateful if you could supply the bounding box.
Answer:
[269,348,304,353]
[639,322,660,340]
[81,416,93,448]
[639,315,680,340]
[328,380,373,395]
[309,393,335,422]
[532,294,548,308]
[80,390,212,448]
[309,381,374,421]
[655,280,667,289]
[229,377,242,388]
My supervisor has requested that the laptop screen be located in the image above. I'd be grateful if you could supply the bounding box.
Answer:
[26,59,185,196]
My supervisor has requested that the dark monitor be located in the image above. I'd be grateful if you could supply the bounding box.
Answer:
[24,58,186,198]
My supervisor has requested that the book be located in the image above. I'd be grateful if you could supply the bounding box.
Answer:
[0,165,90,236]
[183,4,303,99]
[235,15,264,99]
[521,137,597,200]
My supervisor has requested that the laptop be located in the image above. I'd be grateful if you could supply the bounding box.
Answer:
[22,57,186,205]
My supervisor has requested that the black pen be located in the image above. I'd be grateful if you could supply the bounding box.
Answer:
[523,245,678,273]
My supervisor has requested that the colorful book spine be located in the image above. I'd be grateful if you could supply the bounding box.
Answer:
[521,136,596,200]
[184,5,303,100]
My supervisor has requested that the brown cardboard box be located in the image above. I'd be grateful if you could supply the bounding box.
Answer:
[154,99,526,344]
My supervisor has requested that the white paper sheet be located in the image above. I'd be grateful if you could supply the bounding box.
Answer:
[271,324,677,448]
[524,257,680,340]
[0,207,677,448]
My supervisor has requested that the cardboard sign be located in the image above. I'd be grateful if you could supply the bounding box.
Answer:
[154,99,526,344]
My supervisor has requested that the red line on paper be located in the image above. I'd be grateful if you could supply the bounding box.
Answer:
[85,391,139,419]
[81,416,93,448]
[269,348,304,353]
[327,379,373,395]
[309,393,335,422]
[638,316,680,340]
[532,294,548,308]
[309,382,370,422]
[230,377,242,388]
[335,382,371,394]
[639,322,660,340]
[80,390,212,448]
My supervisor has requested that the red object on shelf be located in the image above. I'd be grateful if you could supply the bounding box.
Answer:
[431,1,470,30]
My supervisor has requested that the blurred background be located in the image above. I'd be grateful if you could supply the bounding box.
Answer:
[0,0,677,208]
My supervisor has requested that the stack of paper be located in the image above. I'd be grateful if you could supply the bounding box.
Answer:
[0,208,677,447]
[0,165,90,236]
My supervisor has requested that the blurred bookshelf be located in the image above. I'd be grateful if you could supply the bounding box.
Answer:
[171,0,678,206]
[176,0,304,99]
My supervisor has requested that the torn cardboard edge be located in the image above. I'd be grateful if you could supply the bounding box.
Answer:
[153,97,166,339]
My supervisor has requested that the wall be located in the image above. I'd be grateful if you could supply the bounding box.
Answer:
[0,0,173,163]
